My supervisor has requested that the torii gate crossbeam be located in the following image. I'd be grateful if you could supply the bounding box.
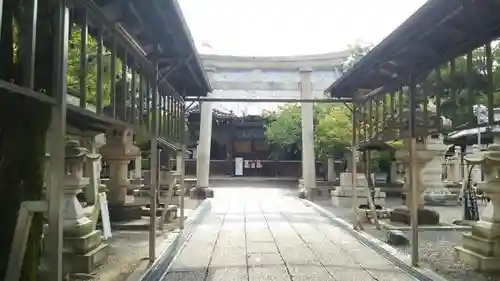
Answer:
[184,97,352,103]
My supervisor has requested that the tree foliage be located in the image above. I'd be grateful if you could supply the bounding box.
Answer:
[68,24,120,106]
[314,105,352,158]
[340,42,372,73]
[263,103,354,160]
[263,43,369,161]
[427,43,500,126]
[262,104,302,159]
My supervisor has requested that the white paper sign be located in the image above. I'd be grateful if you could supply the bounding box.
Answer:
[256,160,262,168]
[235,157,243,176]
[244,160,249,168]
[99,193,112,240]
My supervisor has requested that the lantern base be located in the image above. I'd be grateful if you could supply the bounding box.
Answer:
[59,230,108,274]
[456,231,500,272]
[390,206,440,225]
[107,203,143,221]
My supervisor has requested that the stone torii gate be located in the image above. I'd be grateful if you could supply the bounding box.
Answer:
[190,52,349,196]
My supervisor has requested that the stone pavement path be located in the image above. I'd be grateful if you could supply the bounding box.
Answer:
[163,187,419,281]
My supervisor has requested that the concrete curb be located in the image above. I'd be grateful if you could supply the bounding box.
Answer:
[209,176,299,181]
[302,199,451,281]
[132,199,213,281]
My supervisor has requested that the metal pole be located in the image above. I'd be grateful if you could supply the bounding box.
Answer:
[351,104,360,230]
[408,81,419,266]
[461,154,467,220]
[47,1,69,280]
[364,151,380,229]
[149,58,159,262]
[179,110,187,229]
[477,126,482,182]
[0,0,3,39]
[477,127,481,147]
[179,146,186,229]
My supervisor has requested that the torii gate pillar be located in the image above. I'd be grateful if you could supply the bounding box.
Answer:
[299,67,317,196]
[193,67,216,198]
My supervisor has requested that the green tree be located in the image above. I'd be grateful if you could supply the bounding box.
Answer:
[340,42,372,73]
[263,103,353,160]
[263,43,372,161]
[68,24,120,106]
[263,104,302,159]
[314,105,352,159]
[423,43,500,126]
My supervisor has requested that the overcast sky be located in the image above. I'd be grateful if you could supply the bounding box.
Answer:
[178,0,428,115]
[178,0,427,56]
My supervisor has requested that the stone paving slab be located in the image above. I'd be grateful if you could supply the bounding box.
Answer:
[162,187,421,281]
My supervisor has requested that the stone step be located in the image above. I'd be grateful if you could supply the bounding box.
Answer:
[63,230,103,255]
[107,204,143,221]
[461,232,500,257]
[63,243,108,274]
[455,245,500,271]
[423,193,459,206]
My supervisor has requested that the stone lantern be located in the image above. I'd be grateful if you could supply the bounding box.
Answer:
[389,103,454,224]
[100,126,142,221]
[419,135,454,204]
[62,140,108,273]
[444,146,462,185]
[390,135,454,225]
[456,136,500,271]
[63,140,98,234]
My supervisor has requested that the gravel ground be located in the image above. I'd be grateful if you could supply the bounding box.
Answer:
[69,197,202,281]
[312,197,500,281]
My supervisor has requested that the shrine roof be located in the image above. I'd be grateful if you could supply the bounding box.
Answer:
[325,0,500,100]
[92,0,211,97]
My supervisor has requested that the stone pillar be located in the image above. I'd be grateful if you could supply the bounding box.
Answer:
[299,67,316,198]
[445,159,453,182]
[192,67,216,199]
[196,102,212,188]
[327,157,336,182]
[130,155,144,190]
[62,140,108,273]
[420,135,452,204]
[176,152,183,173]
[391,136,450,225]
[390,161,398,183]
[134,156,142,179]
[456,136,500,271]
[345,153,353,172]
[471,144,483,183]
[445,146,461,184]
[81,136,100,205]
[331,172,386,207]
[100,126,141,221]
[454,146,462,182]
